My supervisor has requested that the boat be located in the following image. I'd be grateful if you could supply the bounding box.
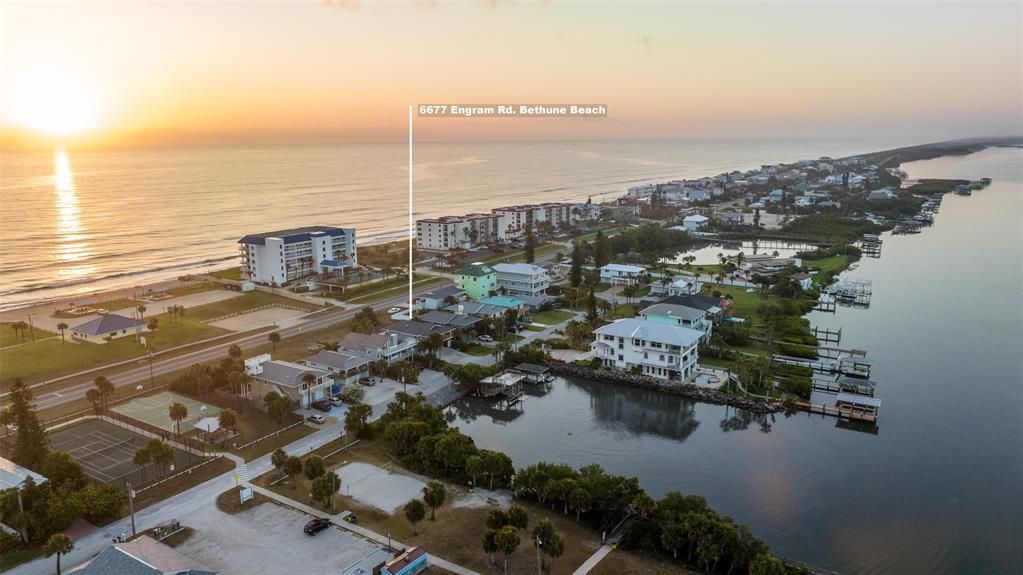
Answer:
[954,184,972,196]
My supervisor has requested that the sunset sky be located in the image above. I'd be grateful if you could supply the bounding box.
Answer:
[1,1,1020,147]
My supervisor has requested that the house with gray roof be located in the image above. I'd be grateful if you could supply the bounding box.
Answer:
[71,313,147,344]
[419,310,481,340]
[248,358,331,408]
[384,320,455,345]
[339,332,417,364]
[444,301,505,319]
[640,303,713,343]
[414,285,466,310]
[71,535,216,575]
[304,350,373,385]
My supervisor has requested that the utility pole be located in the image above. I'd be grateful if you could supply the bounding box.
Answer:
[26,313,35,342]
[127,482,137,537]
[535,534,543,575]
[147,348,155,388]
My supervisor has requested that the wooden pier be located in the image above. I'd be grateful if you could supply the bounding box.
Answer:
[858,234,883,258]
[811,375,877,397]
[812,297,837,313]
[824,278,872,306]
[796,400,878,423]
[892,219,931,235]
[773,354,872,378]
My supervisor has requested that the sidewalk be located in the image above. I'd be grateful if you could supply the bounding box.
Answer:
[571,544,613,575]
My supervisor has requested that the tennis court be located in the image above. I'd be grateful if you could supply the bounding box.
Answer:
[111,391,221,434]
[49,419,186,484]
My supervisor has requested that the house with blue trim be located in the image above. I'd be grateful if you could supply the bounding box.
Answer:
[376,546,428,575]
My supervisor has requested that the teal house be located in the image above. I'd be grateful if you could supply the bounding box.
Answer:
[457,262,497,299]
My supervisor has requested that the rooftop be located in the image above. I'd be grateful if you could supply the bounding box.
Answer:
[305,350,373,371]
[594,318,704,348]
[480,296,526,309]
[493,262,547,276]
[420,285,466,300]
[445,301,506,316]
[419,310,480,328]
[238,226,348,246]
[641,303,707,322]
[73,535,216,575]
[600,263,646,273]
[386,320,455,339]
[0,456,46,490]
[459,262,496,277]
[72,314,146,336]
[254,360,329,388]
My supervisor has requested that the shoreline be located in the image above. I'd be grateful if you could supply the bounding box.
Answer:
[3,138,1016,316]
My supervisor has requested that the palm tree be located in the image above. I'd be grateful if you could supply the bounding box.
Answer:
[168,402,189,436]
[93,376,114,408]
[133,445,152,484]
[44,533,73,575]
[11,321,27,342]
[136,305,147,321]
[301,372,317,407]
[268,332,281,353]
[85,389,102,414]
[56,322,69,343]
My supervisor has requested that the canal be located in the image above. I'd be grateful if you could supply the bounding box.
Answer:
[448,147,1023,575]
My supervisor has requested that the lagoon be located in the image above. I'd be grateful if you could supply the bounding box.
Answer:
[449,147,1023,574]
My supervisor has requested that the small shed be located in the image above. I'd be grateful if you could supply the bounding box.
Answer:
[514,363,553,383]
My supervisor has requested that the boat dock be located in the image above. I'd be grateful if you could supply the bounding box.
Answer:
[479,370,525,402]
[795,395,880,423]
[811,374,877,397]
[773,353,872,378]
[811,326,842,345]
[824,278,872,305]
[858,234,883,258]
[893,219,931,235]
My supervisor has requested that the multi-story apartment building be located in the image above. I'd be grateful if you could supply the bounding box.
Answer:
[416,203,577,251]
[239,226,357,286]
[493,263,549,297]
[590,318,702,381]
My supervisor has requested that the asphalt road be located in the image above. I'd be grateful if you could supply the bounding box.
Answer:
[26,289,419,412]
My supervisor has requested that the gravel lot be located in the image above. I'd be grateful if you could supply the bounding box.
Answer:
[209,306,306,331]
[176,500,384,575]
[337,462,426,513]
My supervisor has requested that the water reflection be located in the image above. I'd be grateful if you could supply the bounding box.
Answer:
[53,147,93,279]
[565,378,702,442]
[719,404,775,433]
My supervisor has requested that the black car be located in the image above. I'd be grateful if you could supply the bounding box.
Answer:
[310,399,332,412]
[303,517,331,535]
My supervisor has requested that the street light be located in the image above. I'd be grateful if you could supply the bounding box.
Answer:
[535,534,543,575]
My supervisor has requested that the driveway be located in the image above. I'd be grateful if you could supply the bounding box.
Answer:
[175,501,384,575]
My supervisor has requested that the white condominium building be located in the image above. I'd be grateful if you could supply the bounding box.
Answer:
[590,318,702,381]
[416,203,578,251]
[416,213,501,252]
[239,226,357,286]
[493,262,550,297]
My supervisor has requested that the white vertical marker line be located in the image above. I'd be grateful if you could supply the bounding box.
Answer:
[408,105,413,316]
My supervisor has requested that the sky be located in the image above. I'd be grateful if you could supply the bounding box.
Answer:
[1,0,1020,147]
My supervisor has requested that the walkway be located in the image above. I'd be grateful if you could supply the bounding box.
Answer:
[571,544,613,575]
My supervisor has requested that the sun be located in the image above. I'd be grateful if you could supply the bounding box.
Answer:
[12,69,101,137]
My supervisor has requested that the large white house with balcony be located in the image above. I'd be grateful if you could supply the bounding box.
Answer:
[415,213,501,252]
[493,262,549,297]
[590,318,702,381]
[239,226,357,286]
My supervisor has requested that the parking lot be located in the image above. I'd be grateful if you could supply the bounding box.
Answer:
[176,500,385,575]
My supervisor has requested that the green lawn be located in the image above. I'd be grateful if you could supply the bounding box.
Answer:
[1,324,57,348]
[345,274,444,305]
[0,544,44,572]
[0,314,227,387]
[592,282,612,293]
[609,303,638,319]
[186,291,316,321]
[165,282,220,297]
[531,310,575,324]
[464,344,493,356]
[802,255,851,285]
[524,325,545,332]
[208,267,243,281]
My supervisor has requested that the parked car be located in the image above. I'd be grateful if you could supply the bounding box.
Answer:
[329,396,345,407]
[311,399,332,412]
[307,414,326,424]
[507,325,519,333]
[387,307,402,314]
[303,517,331,535]
[478,334,493,342]
[359,377,376,387]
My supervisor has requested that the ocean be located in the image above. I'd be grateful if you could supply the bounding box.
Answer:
[0,137,918,310]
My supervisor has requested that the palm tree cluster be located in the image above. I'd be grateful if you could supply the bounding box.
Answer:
[132,438,176,484]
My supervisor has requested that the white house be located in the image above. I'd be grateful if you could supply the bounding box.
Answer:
[720,212,743,225]
[640,303,713,344]
[239,226,357,286]
[339,332,417,364]
[70,314,147,344]
[493,263,550,297]
[682,215,710,231]
[868,188,897,201]
[415,285,466,310]
[649,276,701,297]
[590,318,702,381]
[599,263,646,286]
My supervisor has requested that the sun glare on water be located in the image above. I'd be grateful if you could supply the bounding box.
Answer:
[13,70,101,137]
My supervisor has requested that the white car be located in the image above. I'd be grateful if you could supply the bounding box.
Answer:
[478,334,493,342]
[307,414,326,424]
[387,307,402,314]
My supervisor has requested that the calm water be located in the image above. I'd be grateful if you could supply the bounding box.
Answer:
[450,147,1023,574]
[0,138,917,310]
